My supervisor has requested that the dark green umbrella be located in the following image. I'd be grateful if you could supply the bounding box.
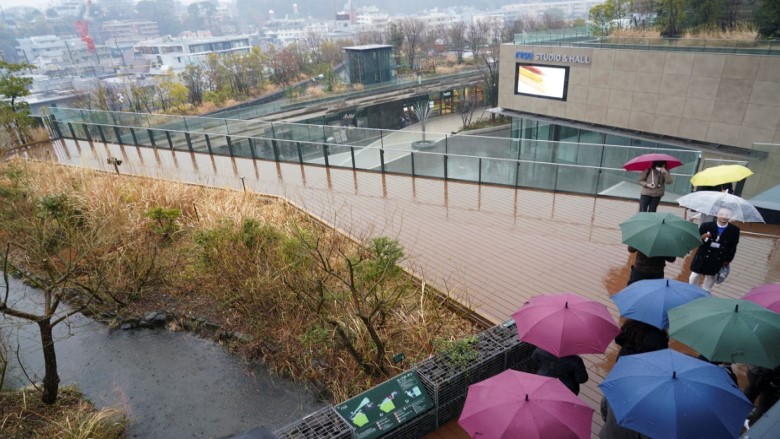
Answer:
[669,297,780,368]
[619,212,702,257]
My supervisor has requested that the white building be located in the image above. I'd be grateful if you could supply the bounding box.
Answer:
[132,34,252,74]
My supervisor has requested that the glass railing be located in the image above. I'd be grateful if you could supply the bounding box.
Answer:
[49,116,698,200]
[513,33,780,56]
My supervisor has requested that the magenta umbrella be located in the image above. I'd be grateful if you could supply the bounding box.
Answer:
[743,283,780,313]
[513,292,619,357]
[458,370,592,439]
[623,153,683,171]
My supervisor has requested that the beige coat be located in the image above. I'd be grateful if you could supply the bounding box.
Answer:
[638,168,672,198]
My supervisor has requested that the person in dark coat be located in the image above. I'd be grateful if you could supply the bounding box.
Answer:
[688,207,740,292]
[600,397,650,439]
[614,319,668,359]
[531,347,589,395]
[744,365,780,426]
[637,161,673,212]
[627,246,676,285]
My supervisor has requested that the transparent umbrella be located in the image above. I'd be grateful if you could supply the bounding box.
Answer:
[677,191,764,223]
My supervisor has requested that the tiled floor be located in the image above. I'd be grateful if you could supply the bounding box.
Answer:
[27,139,780,438]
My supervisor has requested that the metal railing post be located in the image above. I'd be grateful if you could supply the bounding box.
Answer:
[185,133,193,152]
[67,122,76,139]
[515,162,520,188]
[350,146,356,170]
[165,131,174,149]
[205,134,213,154]
[478,158,482,184]
[411,152,415,176]
[130,128,138,146]
[444,155,448,180]
[113,126,123,145]
[148,129,157,148]
[226,136,234,156]
[84,124,93,142]
[380,149,385,173]
[297,142,303,163]
[249,138,257,158]
[323,145,330,167]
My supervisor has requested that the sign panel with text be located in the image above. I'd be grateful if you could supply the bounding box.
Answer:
[514,63,570,101]
[335,371,433,439]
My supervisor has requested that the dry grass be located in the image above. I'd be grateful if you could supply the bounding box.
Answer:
[0,159,479,403]
[0,386,127,439]
[610,25,759,40]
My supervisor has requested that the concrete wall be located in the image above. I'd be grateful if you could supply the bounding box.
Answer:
[499,44,780,149]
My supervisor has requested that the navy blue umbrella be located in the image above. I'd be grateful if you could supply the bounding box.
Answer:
[600,349,752,439]
[611,279,710,329]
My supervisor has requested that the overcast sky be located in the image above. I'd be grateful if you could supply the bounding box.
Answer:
[1,0,52,9]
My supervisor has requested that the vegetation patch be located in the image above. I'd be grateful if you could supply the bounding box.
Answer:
[0,159,479,404]
[0,385,126,439]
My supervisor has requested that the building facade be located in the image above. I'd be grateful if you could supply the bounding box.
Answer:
[132,35,251,74]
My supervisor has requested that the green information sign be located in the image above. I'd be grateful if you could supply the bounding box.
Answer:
[336,370,433,439]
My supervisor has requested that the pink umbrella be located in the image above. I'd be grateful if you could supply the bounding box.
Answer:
[743,283,780,313]
[513,292,619,357]
[623,153,683,171]
[458,370,592,439]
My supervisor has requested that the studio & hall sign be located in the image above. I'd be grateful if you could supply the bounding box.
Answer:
[515,50,591,64]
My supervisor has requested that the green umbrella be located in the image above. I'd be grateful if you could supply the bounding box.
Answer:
[619,212,702,257]
[669,297,780,368]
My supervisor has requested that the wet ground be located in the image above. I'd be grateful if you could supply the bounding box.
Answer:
[2,275,324,438]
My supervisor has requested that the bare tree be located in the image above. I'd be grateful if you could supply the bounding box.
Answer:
[399,18,426,70]
[0,194,109,404]
[501,17,526,43]
[447,21,467,63]
[458,90,476,129]
[466,21,490,59]
[478,54,499,120]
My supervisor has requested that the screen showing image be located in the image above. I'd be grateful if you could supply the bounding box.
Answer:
[515,63,569,101]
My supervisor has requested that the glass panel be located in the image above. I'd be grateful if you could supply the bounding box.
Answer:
[577,143,604,167]
[168,131,188,151]
[191,134,210,153]
[253,138,275,160]
[447,155,480,182]
[481,158,517,186]
[555,142,578,164]
[631,138,657,148]
[517,161,556,190]
[537,122,551,141]
[275,140,299,162]
[383,151,413,175]
[605,134,631,146]
[325,144,354,168]
[100,125,117,144]
[231,138,253,157]
[556,165,598,194]
[353,147,382,171]
[301,143,325,164]
[74,123,89,140]
[412,152,445,178]
[597,168,637,198]
[557,125,579,143]
[209,135,232,156]
[578,130,605,146]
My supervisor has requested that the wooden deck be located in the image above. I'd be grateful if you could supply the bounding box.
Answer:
[29,140,780,438]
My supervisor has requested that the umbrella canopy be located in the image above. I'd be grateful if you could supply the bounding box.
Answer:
[619,212,702,257]
[743,283,780,314]
[668,297,780,368]
[600,349,752,439]
[459,370,592,439]
[677,191,765,223]
[690,164,753,187]
[623,153,683,171]
[512,292,619,357]
[612,279,710,329]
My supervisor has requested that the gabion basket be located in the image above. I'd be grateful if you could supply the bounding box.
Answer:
[273,405,354,439]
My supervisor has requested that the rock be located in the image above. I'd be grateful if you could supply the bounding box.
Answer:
[143,311,158,322]
[101,311,117,319]
[151,313,167,327]
[233,332,254,343]
[120,323,135,330]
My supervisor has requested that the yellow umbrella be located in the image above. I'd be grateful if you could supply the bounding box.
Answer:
[690,164,753,187]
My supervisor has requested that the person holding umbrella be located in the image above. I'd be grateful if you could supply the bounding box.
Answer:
[626,246,676,285]
[531,346,589,395]
[637,161,673,212]
[689,207,740,291]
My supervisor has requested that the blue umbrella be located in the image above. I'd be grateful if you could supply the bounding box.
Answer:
[611,279,710,329]
[600,349,752,439]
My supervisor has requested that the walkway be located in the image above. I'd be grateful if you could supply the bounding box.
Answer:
[25,136,780,438]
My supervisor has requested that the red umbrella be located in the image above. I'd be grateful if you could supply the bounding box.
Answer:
[743,283,780,314]
[623,153,683,171]
[458,370,592,439]
[512,292,620,357]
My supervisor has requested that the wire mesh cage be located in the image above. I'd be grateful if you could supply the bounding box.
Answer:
[273,406,354,439]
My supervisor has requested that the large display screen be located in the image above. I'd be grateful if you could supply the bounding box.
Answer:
[514,63,570,101]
